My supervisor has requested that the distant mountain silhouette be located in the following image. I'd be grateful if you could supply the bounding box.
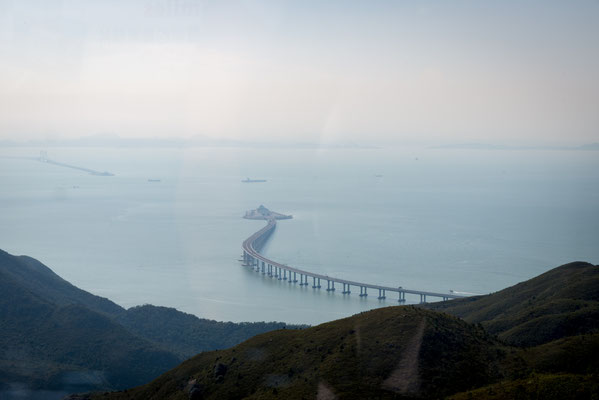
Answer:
[0,249,122,316]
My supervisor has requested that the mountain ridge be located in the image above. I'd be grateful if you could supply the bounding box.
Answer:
[424,261,599,346]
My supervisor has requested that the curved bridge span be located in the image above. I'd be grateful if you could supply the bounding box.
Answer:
[241,211,468,303]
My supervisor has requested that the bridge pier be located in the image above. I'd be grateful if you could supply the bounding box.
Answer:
[398,291,406,302]
[342,283,351,294]
[420,294,427,303]
[283,270,287,280]
[378,289,386,300]
[359,286,368,297]
[312,277,321,289]
[261,261,265,274]
[326,280,335,291]
[293,272,297,283]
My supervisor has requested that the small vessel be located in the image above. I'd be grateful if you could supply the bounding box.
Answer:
[242,178,267,183]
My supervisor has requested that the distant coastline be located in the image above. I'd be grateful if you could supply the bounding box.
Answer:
[0,136,378,150]
[430,142,599,151]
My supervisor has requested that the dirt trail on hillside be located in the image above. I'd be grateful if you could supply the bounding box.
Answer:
[317,381,337,400]
[382,317,426,395]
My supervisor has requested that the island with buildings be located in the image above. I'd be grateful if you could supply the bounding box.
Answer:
[243,205,292,220]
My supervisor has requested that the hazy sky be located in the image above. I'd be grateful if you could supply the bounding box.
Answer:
[1,0,598,145]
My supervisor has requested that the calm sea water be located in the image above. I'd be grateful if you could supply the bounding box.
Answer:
[1,146,597,325]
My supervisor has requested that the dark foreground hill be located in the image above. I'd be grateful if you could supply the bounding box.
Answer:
[425,261,599,346]
[89,307,509,400]
[87,261,598,400]
[116,305,297,360]
[0,249,299,396]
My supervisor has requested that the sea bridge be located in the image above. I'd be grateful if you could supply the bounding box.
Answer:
[241,207,468,303]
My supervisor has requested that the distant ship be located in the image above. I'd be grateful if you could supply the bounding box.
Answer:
[148,179,161,182]
[242,178,267,183]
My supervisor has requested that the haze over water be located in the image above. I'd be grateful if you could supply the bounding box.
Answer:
[1,146,597,325]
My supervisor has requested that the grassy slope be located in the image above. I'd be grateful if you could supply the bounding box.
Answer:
[449,374,599,400]
[517,333,599,375]
[0,268,181,391]
[426,261,599,346]
[92,307,507,400]
[117,305,301,360]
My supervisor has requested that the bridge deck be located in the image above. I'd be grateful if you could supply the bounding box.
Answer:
[242,216,468,301]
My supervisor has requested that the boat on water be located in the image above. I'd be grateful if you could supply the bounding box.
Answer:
[242,178,267,183]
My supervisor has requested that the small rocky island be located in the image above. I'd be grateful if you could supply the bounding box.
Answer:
[243,205,292,220]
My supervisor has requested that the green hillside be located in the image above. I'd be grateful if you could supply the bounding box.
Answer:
[449,373,599,400]
[117,305,298,359]
[426,261,599,346]
[0,249,301,394]
[89,307,508,400]
[0,255,181,392]
[516,333,599,375]
[86,261,599,400]
[4,250,598,399]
